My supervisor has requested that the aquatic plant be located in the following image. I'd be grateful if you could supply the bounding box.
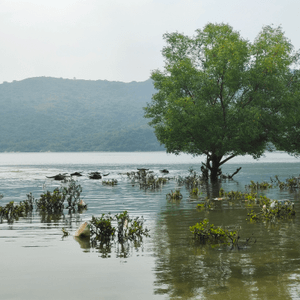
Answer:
[196,201,212,211]
[36,180,86,215]
[166,189,183,201]
[61,179,84,212]
[190,187,201,197]
[247,199,295,222]
[0,193,34,223]
[190,219,239,247]
[177,168,204,189]
[140,176,168,190]
[273,175,299,189]
[88,211,150,246]
[102,179,118,186]
[218,189,256,201]
[36,188,65,214]
[90,214,116,243]
[246,180,273,190]
[61,227,69,237]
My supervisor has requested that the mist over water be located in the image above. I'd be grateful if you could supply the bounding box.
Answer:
[1,152,300,299]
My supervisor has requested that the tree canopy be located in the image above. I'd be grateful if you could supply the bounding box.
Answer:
[144,23,300,181]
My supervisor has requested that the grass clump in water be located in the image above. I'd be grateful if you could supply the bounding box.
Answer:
[102,179,118,186]
[166,189,183,201]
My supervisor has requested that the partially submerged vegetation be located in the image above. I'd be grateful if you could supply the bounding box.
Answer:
[76,211,150,252]
[102,179,118,186]
[0,193,34,223]
[122,168,170,190]
[190,218,255,249]
[2,166,298,255]
[37,179,86,215]
[247,199,295,222]
[166,189,183,201]
[0,179,86,224]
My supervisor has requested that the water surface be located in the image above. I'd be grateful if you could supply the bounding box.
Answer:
[1,152,300,299]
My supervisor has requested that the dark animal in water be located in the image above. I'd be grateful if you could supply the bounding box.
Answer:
[89,172,102,179]
[102,173,110,177]
[71,172,83,177]
[46,173,68,180]
[160,169,169,174]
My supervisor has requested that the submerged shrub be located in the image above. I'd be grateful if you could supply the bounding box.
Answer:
[190,187,201,197]
[0,193,34,223]
[190,219,239,247]
[36,180,86,216]
[61,179,84,212]
[102,179,118,186]
[166,189,183,201]
[36,188,65,214]
[247,199,295,222]
[177,168,204,189]
[246,180,273,190]
[273,175,299,189]
[88,211,150,246]
[90,214,116,243]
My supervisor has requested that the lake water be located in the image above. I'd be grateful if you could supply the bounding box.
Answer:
[1,152,300,299]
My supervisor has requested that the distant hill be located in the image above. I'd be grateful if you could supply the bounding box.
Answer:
[0,77,164,152]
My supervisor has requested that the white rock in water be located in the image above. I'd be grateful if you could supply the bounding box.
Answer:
[74,222,90,237]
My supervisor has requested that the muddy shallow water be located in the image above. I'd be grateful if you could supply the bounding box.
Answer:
[0,152,300,300]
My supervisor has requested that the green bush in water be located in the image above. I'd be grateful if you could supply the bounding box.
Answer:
[246,180,273,190]
[190,219,238,247]
[166,189,183,201]
[102,179,118,186]
[89,211,150,245]
[36,180,86,215]
[61,179,84,212]
[36,188,65,214]
[0,193,34,223]
[247,199,295,221]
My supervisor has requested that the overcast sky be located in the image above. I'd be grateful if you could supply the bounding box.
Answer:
[1,0,299,83]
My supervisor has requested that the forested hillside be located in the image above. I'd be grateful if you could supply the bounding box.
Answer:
[0,77,164,152]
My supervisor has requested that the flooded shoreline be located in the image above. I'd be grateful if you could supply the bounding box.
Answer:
[1,152,300,299]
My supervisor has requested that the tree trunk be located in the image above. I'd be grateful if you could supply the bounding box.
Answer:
[206,153,222,182]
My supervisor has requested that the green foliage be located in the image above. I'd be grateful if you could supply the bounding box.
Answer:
[90,214,116,243]
[190,187,200,196]
[273,175,299,189]
[196,200,213,211]
[218,189,257,201]
[0,193,34,223]
[36,188,65,214]
[166,189,183,201]
[247,199,295,222]
[0,77,163,152]
[102,179,118,186]
[190,219,238,246]
[89,211,150,245]
[61,179,83,212]
[177,168,203,188]
[36,180,85,216]
[145,23,300,181]
[247,180,273,190]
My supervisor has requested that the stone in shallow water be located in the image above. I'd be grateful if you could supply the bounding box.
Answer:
[74,222,90,237]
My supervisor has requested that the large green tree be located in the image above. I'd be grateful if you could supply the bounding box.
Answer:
[144,23,300,181]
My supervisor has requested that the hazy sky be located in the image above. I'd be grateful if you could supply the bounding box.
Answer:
[1,0,299,83]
